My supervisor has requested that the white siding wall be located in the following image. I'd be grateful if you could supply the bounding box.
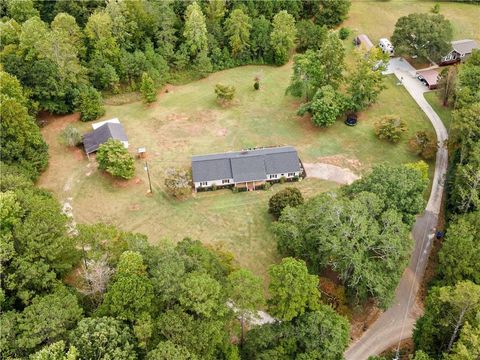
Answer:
[266,171,300,180]
[194,178,234,189]
[122,141,129,149]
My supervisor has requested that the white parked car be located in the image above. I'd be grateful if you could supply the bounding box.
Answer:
[379,38,394,56]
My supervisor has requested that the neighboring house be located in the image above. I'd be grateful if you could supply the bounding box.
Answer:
[354,34,374,52]
[379,38,394,56]
[83,118,129,155]
[191,146,302,191]
[441,39,479,65]
[416,69,440,90]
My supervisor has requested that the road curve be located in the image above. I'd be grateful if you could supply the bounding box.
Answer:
[345,59,449,360]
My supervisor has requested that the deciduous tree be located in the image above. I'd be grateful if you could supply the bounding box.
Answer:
[96,139,135,180]
[74,85,105,121]
[268,257,320,321]
[297,85,347,127]
[270,10,297,65]
[268,187,304,219]
[391,13,453,61]
[315,0,351,28]
[374,115,407,143]
[409,131,438,160]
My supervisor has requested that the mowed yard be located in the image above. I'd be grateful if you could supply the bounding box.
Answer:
[344,0,480,45]
[39,61,434,280]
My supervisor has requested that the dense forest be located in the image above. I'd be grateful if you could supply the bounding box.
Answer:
[1,0,479,359]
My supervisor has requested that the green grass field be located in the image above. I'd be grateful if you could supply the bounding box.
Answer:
[39,62,435,281]
[424,91,454,131]
[344,0,480,44]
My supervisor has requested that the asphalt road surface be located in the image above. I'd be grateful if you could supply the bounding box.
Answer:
[345,59,449,360]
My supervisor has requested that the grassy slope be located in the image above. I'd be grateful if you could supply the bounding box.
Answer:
[424,91,454,131]
[344,0,480,44]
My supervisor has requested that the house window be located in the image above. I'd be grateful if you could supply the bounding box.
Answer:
[269,174,278,179]
[199,181,208,186]
[222,179,230,184]
[288,173,295,177]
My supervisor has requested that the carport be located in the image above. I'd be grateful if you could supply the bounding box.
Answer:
[416,69,440,90]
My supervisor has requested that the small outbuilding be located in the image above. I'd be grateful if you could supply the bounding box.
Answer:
[83,119,128,155]
[441,39,479,65]
[416,69,440,90]
[354,34,374,52]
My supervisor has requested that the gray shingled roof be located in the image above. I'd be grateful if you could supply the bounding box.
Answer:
[191,146,301,183]
[452,40,479,55]
[83,122,128,154]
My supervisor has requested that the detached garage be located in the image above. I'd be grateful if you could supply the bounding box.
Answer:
[416,69,440,90]
[83,119,129,155]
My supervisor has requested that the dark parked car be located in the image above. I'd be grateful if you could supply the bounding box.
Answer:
[345,114,358,126]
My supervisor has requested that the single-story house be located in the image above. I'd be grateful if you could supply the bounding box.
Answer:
[354,34,374,52]
[441,39,479,65]
[416,69,440,90]
[83,118,129,155]
[191,146,302,191]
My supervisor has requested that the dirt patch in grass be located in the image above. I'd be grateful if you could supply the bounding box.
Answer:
[316,154,363,173]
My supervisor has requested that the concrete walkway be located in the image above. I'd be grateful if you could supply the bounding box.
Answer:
[345,60,449,360]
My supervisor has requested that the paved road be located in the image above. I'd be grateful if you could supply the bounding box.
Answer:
[345,59,449,360]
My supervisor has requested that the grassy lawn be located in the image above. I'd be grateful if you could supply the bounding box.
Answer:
[424,91,454,131]
[39,61,435,281]
[344,0,480,45]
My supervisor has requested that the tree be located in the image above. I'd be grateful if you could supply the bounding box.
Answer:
[225,9,251,58]
[268,257,320,321]
[406,160,430,182]
[60,124,82,147]
[228,269,265,344]
[438,65,458,106]
[74,85,105,122]
[179,272,225,318]
[164,168,192,198]
[268,187,304,219]
[315,0,351,28]
[270,10,297,65]
[409,131,438,160]
[449,146,480,214]
[391,13,453,61]
[147,341,198,360]
[345,164,427,225]
[3,287,83,357]
[140,72,156,103]
[347,48,388,112]
[250,16,272,61]
[438,211,480,285]
[6,0,39,23]
[243,305,350,359]
[295,20,327,52]
[447,321,480,360]
[183,2,208,58]
[96,139,135,180]
[274,192,411,307]
[287,32,345,102]
[414,281,480,357]
[215,83,236,104]
[29,341,78,360]
[98,251,153,322]
[0,71,48,180]
[70,317,137,360]
[297,85,347,127]
[374,115,408,143]
[1,178,78,306]
[77,257,113,306]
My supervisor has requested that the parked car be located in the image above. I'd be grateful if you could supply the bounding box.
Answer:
[345,114,358,126]
[417,75,428,87]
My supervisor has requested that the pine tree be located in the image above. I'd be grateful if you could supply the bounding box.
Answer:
[140,73,156,103]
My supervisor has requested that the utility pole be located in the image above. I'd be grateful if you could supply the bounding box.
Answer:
[144,161,153,193]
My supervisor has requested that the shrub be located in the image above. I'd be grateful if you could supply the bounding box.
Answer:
[254,75,260,90]
[339,27,350,40]
[264,182,271,190]
[409,131,437,160]
[212,184,218,191]
[279,176,286,184]
[75,85,105,122]
[215,84,236,105]
[164,168,191,198]
[374,115,407,143]
[96,139,135,180]
[140,73,156,103]
[431,3,440,14]
[268,187,304,219]
[60,124,82,147]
